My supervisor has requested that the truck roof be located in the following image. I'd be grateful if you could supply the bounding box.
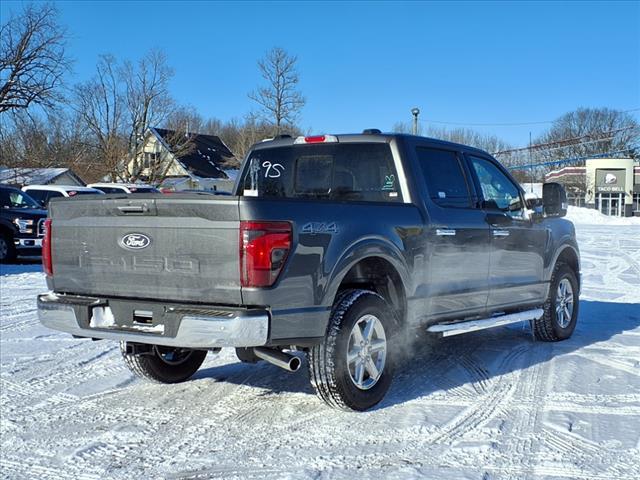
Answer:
[251,132,493,157]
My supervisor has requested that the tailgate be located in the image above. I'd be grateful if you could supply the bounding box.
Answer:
[49,195,242,305]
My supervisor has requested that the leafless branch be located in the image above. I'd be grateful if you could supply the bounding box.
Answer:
[0,3,70,113]
[248,47,305,135]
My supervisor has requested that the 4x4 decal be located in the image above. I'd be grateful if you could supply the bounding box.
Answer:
[301,222,338,235]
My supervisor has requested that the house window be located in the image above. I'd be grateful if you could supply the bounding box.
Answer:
[633,193,640,213]
[143,152,157,169]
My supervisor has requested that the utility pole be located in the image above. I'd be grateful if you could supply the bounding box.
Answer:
[411,107,420,135]
[529,131,533,192]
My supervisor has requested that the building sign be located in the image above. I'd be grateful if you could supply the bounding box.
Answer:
[596,169,626,192]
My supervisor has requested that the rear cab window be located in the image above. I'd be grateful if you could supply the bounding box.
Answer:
[239,143,403,203]
[94,187,124,194]
[23,189,46,206]
[66,190,100,197]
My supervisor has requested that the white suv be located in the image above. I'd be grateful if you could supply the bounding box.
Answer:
[22,185,104,207]
[88,183,161,194]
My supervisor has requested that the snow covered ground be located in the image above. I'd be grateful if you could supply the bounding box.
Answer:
[1,211,639,479]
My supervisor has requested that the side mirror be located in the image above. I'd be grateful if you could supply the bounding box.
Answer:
[542,182,568,218]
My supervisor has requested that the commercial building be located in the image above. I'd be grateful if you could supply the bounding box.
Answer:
[545,158,640,217]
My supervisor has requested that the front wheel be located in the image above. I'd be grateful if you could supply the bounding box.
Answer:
[0,232,17,263]
[308,289,397,411]
[533,262,579,341]
[120,342,208,383]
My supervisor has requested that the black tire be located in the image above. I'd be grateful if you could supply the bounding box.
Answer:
[533,262,579,342]
[308,289,397,411]
[120,342,208,383]
[0,232,17,263]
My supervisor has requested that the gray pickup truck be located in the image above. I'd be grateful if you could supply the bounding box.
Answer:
[38,131,580,411]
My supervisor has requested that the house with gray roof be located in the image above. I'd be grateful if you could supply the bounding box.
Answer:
[0,167,85,188]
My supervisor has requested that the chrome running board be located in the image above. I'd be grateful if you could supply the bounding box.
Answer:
[427,308,544,337]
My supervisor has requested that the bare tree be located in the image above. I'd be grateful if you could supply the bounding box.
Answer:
[0,3,69,113]
[0,108,99,181]
[392,121,423,136]
[424,126,512,155]
[124,50,177,181]
[249,47,305,135]
[532,107,639,163]
[73,55,127,181]
[165,105,206,134]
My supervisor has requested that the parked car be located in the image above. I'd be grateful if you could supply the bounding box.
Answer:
[22,185,104,207]
[88,183,161,194]
[37,132,579,411]
[0,185,48,262]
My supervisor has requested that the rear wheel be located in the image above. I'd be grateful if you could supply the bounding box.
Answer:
[120,342,208,383]
[0,232,17,263]
[308,289,397,411]
[533,262,579,341]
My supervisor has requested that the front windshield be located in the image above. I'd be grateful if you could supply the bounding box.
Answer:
[0,189,41,209]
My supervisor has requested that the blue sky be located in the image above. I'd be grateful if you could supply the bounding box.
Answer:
[2,0,639,146]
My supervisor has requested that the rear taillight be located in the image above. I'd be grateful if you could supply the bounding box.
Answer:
[240,221,292,287]
[42,218,53,276]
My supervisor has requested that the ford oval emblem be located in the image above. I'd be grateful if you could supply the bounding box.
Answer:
[120,233,151,250]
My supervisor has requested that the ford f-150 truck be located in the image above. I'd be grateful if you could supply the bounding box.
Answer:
[1,185,48,262]
[38,132,579,411]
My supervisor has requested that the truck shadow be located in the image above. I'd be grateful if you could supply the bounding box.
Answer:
[194,299,640,409]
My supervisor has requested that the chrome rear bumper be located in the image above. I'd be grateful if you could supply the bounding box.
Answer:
[37,292,269,348]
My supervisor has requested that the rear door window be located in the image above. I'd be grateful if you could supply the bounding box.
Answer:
[416,147,472,208]
[240,143,402,203]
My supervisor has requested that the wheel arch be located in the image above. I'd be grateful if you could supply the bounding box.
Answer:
[324,240,410,324]
[0,219,16,237]
[549,244,580,290]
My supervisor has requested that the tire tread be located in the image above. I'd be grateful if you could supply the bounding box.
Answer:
[120,342,207,384]
[308,289,390,411]
[533,262,578,342]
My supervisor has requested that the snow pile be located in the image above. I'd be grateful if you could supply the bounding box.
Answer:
[566,206,640,226]
[1,224,639,479]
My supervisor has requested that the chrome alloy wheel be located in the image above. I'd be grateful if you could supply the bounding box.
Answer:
[555,278,574,328]
[346,314,387,390]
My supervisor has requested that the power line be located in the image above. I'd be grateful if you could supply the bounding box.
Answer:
[497,135,627,157]
[493,125,639,155]
[507,146,638,171]
[423,108,640,128]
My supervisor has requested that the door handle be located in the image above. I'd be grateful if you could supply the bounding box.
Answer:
[493,230,510,237]
[436,228,456,236]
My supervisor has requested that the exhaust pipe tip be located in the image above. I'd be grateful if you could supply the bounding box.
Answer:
[289,356,301,372]
[253,347,301,372]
